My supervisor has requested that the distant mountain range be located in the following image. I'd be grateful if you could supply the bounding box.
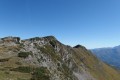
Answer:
[91,45,120,69]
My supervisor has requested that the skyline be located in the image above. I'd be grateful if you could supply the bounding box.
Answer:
[0,0,120,49]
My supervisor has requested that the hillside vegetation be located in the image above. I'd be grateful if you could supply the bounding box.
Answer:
[0,36,119,80]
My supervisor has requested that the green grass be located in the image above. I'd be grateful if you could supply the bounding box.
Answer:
[18,52,32,58]
[31,67,50,80]
[0,58,9,62]
[49,40,56,48]
[0,70,31,80]
[61,63,73,80]
[73,47,120,80]
[10,66,33,73]
[10,66,50,80]
[37,44,61,62]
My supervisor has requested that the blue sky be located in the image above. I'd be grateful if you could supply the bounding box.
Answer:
[0,0,120,49]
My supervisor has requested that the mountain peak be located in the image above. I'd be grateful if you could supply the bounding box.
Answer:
[43,35,57,40]
[73,45,83,48]
[73,44,86,50]
[23,36,57,44]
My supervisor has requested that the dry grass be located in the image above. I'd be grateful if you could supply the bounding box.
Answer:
[73,47,120,80]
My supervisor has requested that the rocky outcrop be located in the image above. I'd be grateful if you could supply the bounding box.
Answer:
[0,36,21,46]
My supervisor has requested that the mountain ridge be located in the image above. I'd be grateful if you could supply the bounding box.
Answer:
[0,36,120,80]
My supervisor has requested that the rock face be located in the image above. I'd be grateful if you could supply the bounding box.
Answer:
[0,36,120,80]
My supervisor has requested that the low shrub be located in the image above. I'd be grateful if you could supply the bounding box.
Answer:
[11,66,33,73]
[31,67,50,80]
[0,58,9,62]
[18,52,32,58]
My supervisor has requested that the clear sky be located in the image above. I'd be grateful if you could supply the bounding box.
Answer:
[0,0,120,49]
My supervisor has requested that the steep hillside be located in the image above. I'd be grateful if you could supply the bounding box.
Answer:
[0,36,120,80]
[91,46,120,69]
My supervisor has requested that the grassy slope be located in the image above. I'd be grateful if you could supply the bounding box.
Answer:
[0,38,120,80]
[73,47,120,80]
[0,45,32,80]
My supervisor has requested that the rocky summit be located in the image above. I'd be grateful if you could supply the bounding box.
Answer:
[0,36,120,80]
